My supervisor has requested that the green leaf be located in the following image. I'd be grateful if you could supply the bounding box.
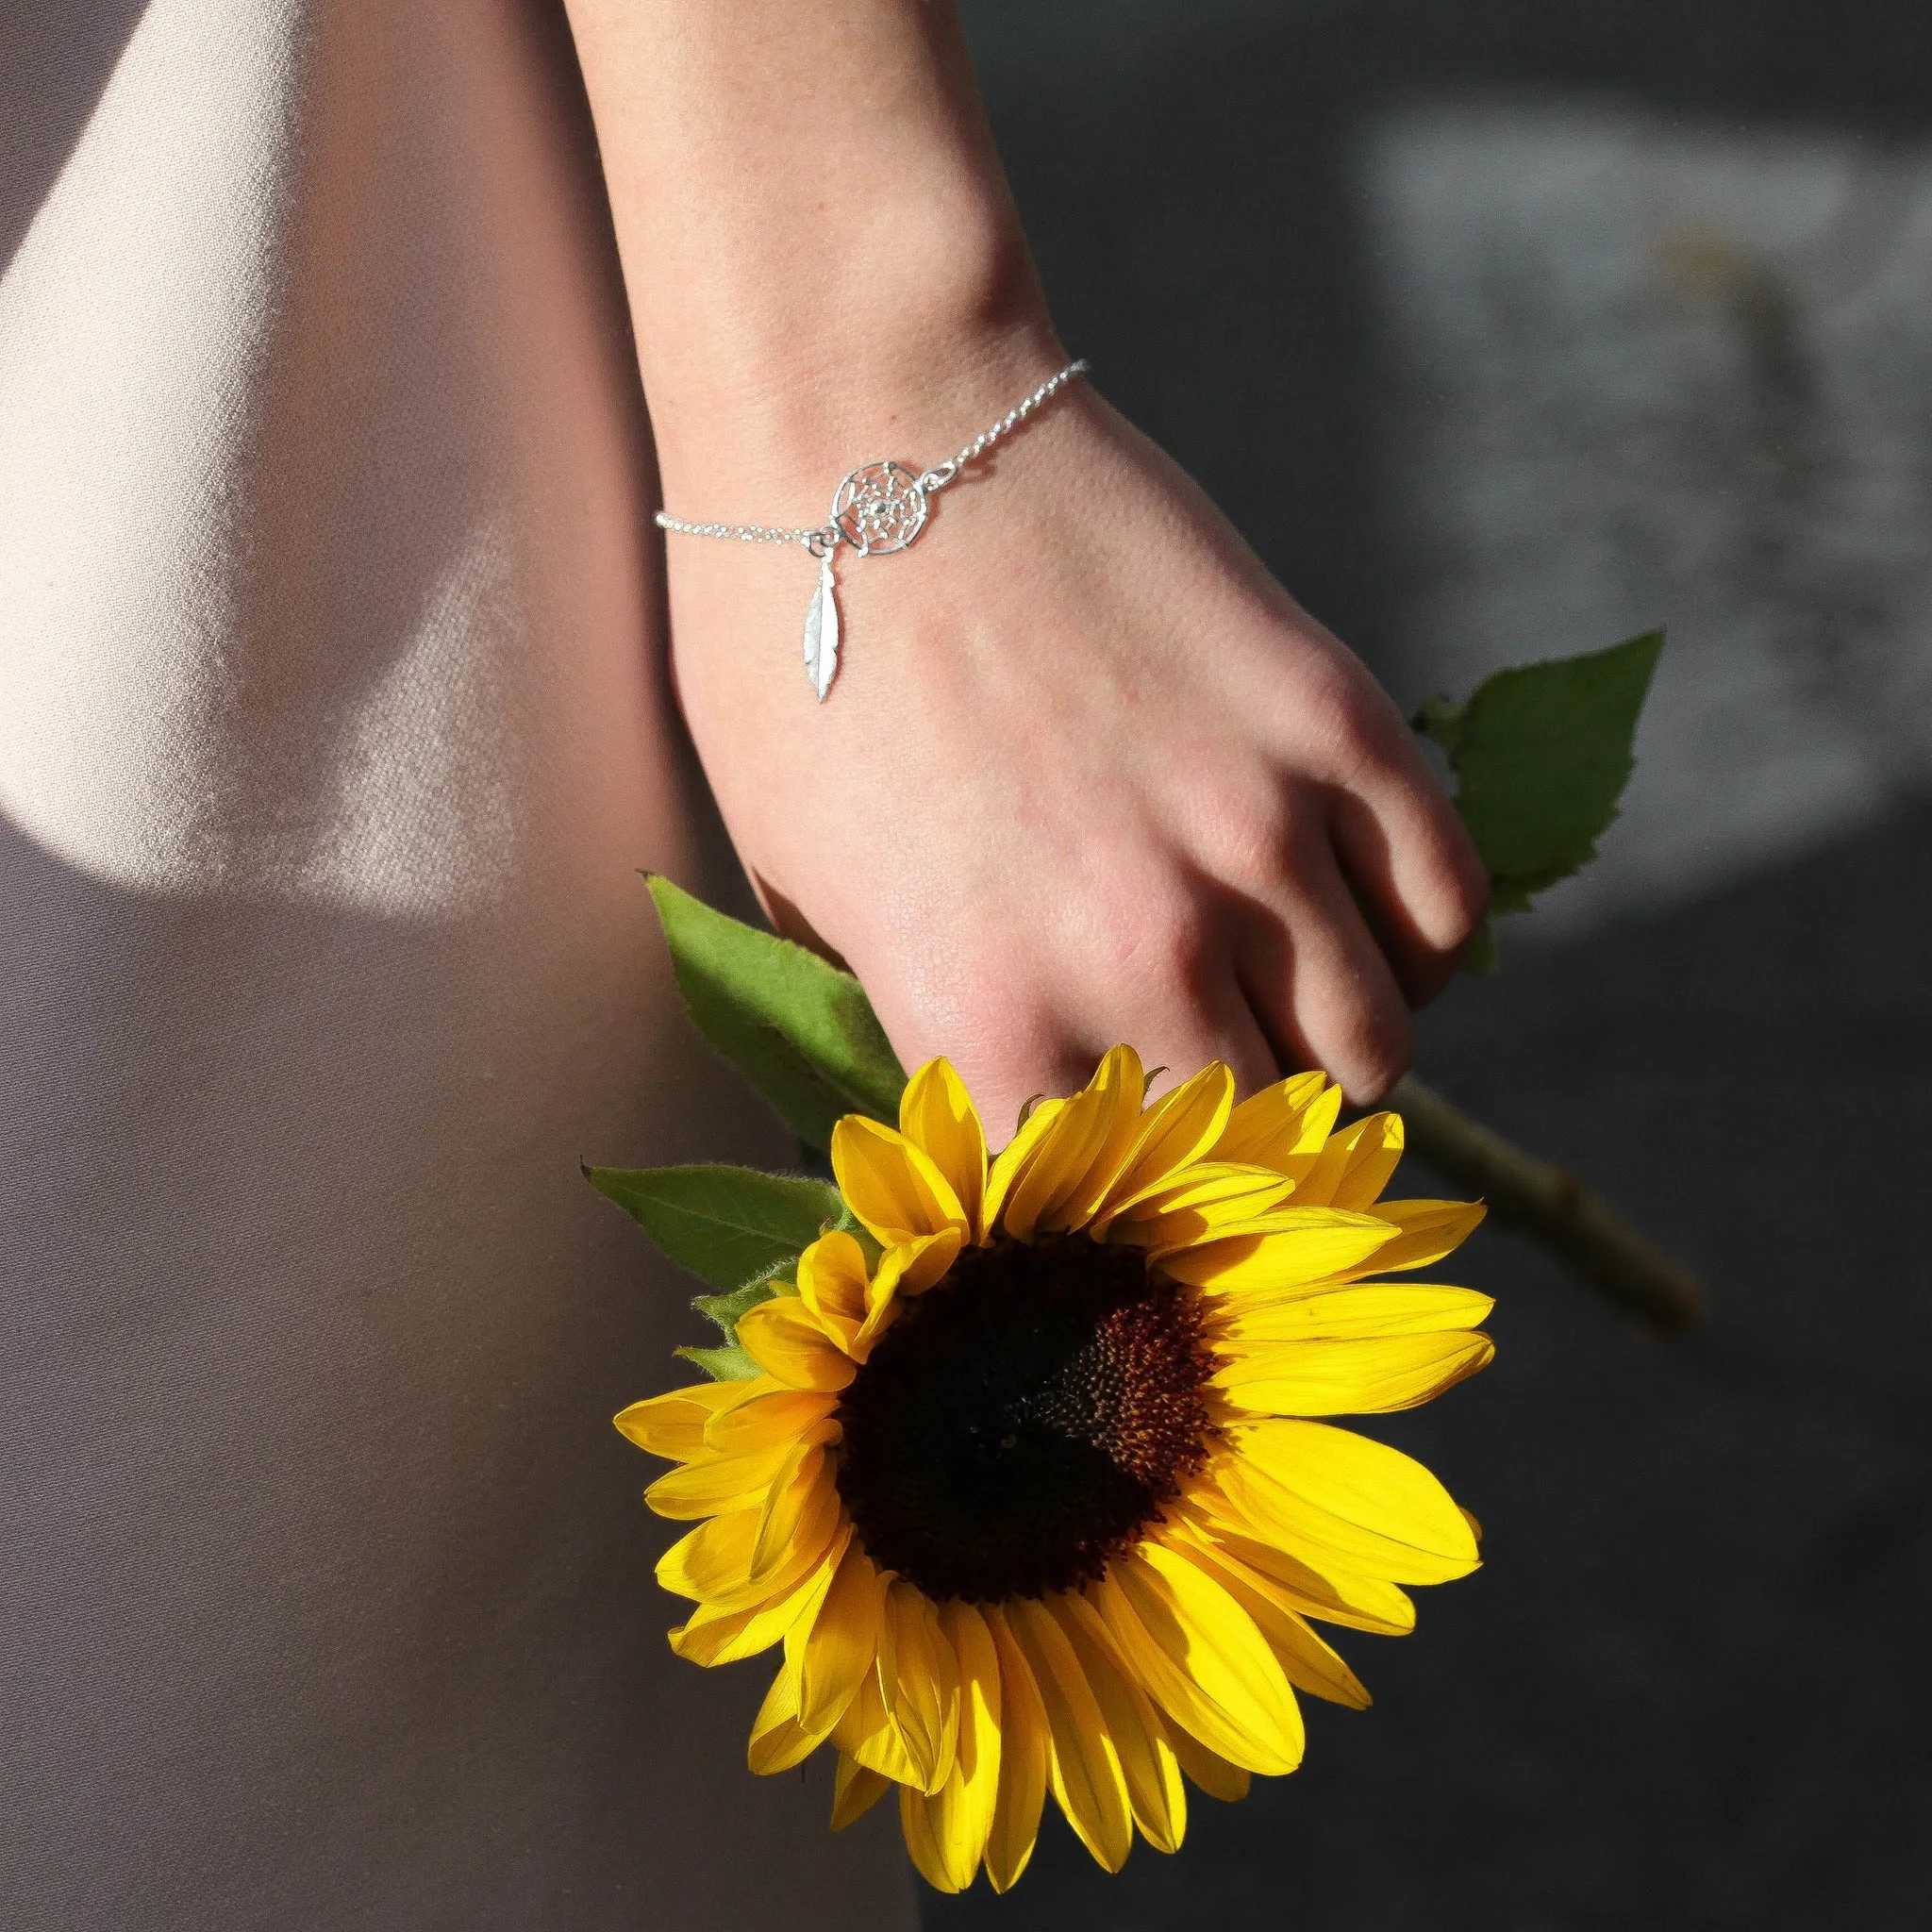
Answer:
[681,1273,794,1381]
[675,1341,762,1382]
[646,874,908,1148]
[1428,629,1664,913]
[1411,691,1468,758]
[583,1163,841,1289]
[692,1275,784,1333]
[1461,918,1501,976]
[691,1272,791,1342]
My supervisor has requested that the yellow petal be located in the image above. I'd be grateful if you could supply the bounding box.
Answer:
[831,1656,925,1789]
[1093,1544,1305,1777]
[750,1441,833,1582]
[1093,1060,1237,1228]
[1220,1283,1494,1342]
[643,1439,798,1521]
[1102,1162,1298,1249]
[657,1508,757,1603]
[1219,1421,1480,1584]
[658,1466,843,1613]
[670,1524,846,1667]
[982,1607,1051,1893]
[1052,1592,1188,1855]
[703,1385,840,1456]
[997,1085,1110,1241]
[885,1227,964,1298]
[748,1647,841,1774]
[671,1598,789,1670]
[1333,1112,1407,1210]
[798,1540,890,1733]
[745,1661,799,1769]
[981,1095,1069,1233]
[795,1230,873,1349]
[831,1115,967,1246]
[899,1783,961,1894]
[803,1227,960,1364]
[878,1582,959,1795]
[1214,1331,1496,1417]
[830,1754,892,1831]
[899,1058,989,1242]
[1005,1594,1133,1873]
[1160,1720,1252,1804]
[613,1380,746,1460]
[1291,1111,1405,1210]
[929,1601,1003,1890]
[1179,1492,1417,1636]
[1157,1208,1395,1291]
[847,1232,958,1366]
[737,1299,857,1392]
[1033,1045,1152,1234]
[1332,1199,1488,1279]
[1214,1072,1340,1176]
[1164,1526,1372,1708]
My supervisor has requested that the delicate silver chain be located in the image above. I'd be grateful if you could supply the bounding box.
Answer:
[650,511,827,546]
[655,358,1089,556]
[914,357,1090,496]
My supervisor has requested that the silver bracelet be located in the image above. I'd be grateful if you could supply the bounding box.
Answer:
[656,358,1090,701]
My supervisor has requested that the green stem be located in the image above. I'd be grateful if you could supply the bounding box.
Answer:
[1390,1074,1706,1337]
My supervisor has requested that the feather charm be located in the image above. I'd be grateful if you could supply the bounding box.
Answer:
[802,551,840,701]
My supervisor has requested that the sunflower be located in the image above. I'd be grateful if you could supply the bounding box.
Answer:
[616,1047,1492,1893]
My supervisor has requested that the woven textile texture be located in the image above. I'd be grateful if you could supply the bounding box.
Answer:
[0,3,914,1924]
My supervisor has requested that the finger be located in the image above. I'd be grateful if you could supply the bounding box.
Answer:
[906,984,1275,1148]
[1066,874,1281,1100]
[1104,972,1279,1105]
[1236,843,1412,1105]
[1328,772,1488,1007]
[868,974,1085,1152]
[1019,946,1280,1112]
[931,919,1283,1134]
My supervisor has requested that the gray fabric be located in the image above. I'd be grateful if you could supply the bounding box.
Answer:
[0,3,914,1924]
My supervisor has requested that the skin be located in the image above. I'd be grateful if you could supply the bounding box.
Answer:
[562,0,1488,1132]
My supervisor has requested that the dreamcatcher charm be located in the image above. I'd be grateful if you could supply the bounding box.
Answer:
[655,360,1090,703]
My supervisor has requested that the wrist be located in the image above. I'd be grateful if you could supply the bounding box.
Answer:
[639,184,1066,510]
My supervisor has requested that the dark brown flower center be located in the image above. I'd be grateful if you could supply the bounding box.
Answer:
[832,1233,1219,1603]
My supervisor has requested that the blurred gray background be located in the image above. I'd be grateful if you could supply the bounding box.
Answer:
[927,3,1932,1925]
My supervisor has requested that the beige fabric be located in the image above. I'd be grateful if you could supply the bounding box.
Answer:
[0,3,913,1924]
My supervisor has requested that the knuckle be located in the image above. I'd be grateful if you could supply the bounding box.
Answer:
[1187,771,1292,881]
[1104,874,1216,997]
[1145,897,1217,992]
[1295,674,1384,782]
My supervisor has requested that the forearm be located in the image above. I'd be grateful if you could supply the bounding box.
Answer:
[561,0,1063,494]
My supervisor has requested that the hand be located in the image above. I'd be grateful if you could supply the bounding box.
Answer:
[558,0,1486,1124]
[664,374,1488,1132]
